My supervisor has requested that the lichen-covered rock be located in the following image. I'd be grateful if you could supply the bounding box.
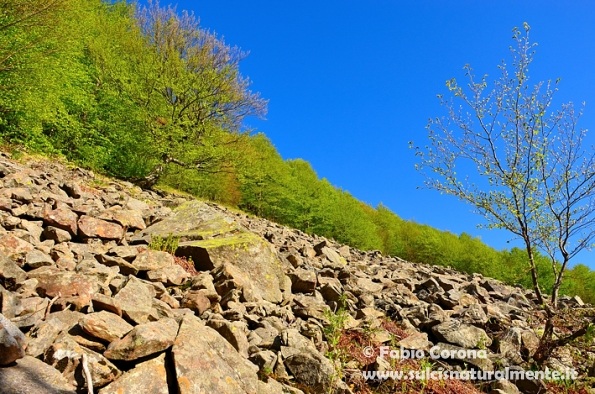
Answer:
[432,319,492,349]
[104,318,178,361]
[0,355,76,394]
[113,276,155,324]
[98,353,168,394]
[78,215,123,240]
[143,201,289,303]
[172,314,262,394]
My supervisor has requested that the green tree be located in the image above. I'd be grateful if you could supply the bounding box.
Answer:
[0,0,76,148]
[373,204,407,256]
[236,134,295,220]
[560,264,595,304]
[0,0,67,73]
[132,1,267,187]
[415,23,595,362]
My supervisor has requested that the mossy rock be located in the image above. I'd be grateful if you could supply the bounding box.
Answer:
[142,200,238,241]
[142,201,288,303]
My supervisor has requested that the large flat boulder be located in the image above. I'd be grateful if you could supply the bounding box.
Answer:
[172,315,262,394]
[142,201,288,303]
[0,356,76,394]
[98,353,168,394]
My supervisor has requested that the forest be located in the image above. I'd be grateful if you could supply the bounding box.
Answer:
[2,0,595,303]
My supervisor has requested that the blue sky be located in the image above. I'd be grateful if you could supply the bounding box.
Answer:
[154,1,595,268]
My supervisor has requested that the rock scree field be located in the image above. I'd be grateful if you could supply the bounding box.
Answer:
[0,152,593,394]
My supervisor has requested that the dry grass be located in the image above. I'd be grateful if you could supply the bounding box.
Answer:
[333,322,484,394]
[174,255,198,275]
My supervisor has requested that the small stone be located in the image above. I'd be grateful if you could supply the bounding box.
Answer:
[29,268,95,310]
[432,320,492,349]
[181,291,211,316]
[80,311,134,343]
[99,208,146,231]
[147,264,190,286]
[249,350,277,371]
[289,268,317,293]
[45,334,121,389]
[24,249,54,269]
[97,254,139,276]
[206,319,250,358]
[91,293,123,316]
[0,355,76,393]
[42,226,72,243]
[396,332,433,351]
[284,348,335,393]
[0,252,27,289]
[113,276,156,324]
[0,234,34,260]
[107,245,141,261]
[98,353,168,394]
[43,205,78,236]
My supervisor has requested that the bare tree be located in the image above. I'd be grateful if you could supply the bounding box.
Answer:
[414,23,595,363]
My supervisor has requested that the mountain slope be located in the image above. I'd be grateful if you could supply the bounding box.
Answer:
[0,153,592,393]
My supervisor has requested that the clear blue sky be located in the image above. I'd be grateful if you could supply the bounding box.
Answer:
[153,1,595,268]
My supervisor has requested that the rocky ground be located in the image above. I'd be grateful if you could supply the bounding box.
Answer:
[0,152,593,394]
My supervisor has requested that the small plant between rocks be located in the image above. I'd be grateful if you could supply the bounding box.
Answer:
[148,234,180,254]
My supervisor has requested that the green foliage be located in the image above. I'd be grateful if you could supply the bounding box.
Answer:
[322,296,349,391]
[323,306,349,357]
[148,234,179,254]
[0,0,265,183]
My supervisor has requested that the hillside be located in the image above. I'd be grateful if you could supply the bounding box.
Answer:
[2,2,595,391]
[1,1,594,305]
[0,153,593,393]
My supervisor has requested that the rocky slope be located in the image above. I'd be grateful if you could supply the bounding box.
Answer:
[0,152,592,394]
